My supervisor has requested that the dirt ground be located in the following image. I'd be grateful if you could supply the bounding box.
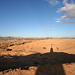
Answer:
[0,39,75,75]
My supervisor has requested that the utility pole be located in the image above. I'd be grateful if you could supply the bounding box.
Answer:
[50,43,53,53]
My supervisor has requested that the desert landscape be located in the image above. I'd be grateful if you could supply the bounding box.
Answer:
[0,38,75,75]
[1,0,75,75]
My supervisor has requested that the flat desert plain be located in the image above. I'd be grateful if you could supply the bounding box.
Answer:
[0,39,75,75]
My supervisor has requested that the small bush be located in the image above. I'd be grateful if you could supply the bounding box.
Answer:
[7,49,12,51]
[43,47,46,49]
[10,44,14,46]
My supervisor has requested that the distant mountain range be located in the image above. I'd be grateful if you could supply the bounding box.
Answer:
[0,36,75,39]
[0,36,15,39]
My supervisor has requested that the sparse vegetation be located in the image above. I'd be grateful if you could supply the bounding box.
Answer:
[0,39,75,75]
[0,39,34,51]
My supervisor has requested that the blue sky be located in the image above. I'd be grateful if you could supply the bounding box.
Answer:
[0,0,75,37]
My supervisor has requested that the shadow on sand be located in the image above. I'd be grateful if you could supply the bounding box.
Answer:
[0,48,75,75]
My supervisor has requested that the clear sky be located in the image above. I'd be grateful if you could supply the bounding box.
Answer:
[0,0,75,37]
